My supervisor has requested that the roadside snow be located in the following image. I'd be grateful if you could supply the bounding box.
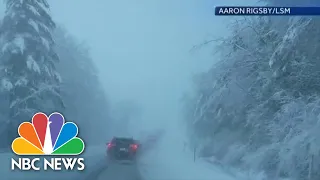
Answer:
[137,126,273,180]
[138,130,237,180]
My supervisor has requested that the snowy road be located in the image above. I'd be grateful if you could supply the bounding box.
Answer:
[0,141,243,180]
[97,163,142,180]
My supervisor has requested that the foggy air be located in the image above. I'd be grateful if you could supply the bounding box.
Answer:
[0,0,319,180]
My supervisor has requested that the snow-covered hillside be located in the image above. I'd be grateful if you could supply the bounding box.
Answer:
[184,1,320,180]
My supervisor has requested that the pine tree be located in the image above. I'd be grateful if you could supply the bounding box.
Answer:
[0,0,64,129]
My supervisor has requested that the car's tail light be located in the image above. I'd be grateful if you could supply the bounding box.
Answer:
[130,144,138,150]
[107,143,115,149]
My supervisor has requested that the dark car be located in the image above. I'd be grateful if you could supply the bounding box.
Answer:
[106,137,139,163]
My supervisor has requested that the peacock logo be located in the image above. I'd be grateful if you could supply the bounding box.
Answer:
[11,112,85,155]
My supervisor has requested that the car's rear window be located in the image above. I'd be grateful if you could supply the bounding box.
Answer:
[112,138,134,144]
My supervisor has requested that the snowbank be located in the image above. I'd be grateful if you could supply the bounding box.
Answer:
[0,144,106,180]
[138,130,237,180]
[139,147,237,180]
[137,129,270,180]
[202,157,271,180]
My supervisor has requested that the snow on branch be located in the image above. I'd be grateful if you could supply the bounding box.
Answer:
[28,19,39,33]
[26,55,41,73]
[1,78,13,91]
[9,83,61,110]
[26,4,41,16]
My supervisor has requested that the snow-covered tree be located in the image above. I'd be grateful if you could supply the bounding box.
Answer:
[0,0,63,129]
[186,12,320,180]
[54,26,110,144]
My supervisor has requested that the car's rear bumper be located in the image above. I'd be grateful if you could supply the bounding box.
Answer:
[107,151,136,159]
[106,156,136,164]
[117,159,135,164]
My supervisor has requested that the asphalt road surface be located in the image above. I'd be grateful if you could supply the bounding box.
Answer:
[96,162,142,180]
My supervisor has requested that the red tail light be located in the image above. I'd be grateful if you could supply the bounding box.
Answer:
[130,144,138,150]
[107,143,115,149]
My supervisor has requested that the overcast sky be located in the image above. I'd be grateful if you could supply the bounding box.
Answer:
[0,0,256,130]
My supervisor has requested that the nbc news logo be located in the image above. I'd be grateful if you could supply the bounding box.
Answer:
[11,112,85,171]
